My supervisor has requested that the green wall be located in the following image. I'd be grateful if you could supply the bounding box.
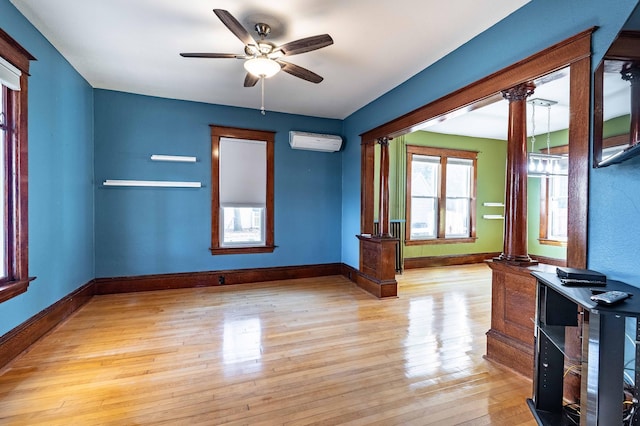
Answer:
[399,131,507,258]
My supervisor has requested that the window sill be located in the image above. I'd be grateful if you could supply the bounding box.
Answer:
[405,237,477,246]
[0,277,36,303]
[538,238,568,247]
[210,245,276,255]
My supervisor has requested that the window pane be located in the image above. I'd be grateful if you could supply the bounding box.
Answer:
[446,158,472,197]
[445,158,471,238]
[548,175,568,241]
[411,155,439,197]
[445,198,470,237]
[222,207,265,246]
[410,196,436,239]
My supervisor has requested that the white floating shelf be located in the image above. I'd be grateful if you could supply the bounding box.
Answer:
[483,214,504,220]
[150,154,197,162]
[103,179,201,188]
[483,202,505,207]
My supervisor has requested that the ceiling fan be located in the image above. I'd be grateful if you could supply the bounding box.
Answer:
[180,9,333,91]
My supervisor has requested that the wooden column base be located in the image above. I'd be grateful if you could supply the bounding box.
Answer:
[357,235,398,298]
[485,260,556,377]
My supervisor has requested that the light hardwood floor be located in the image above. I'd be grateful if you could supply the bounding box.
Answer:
[0,264,536,425]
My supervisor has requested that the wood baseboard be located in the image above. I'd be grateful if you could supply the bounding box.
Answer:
[340,263,397,298]
[530,255,566,267]
[95,263,343,295]
[404,252,500,269]
[0,280,95,370]
[485,329,534,377]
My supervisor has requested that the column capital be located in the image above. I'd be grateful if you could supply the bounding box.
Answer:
[376,136,391,146]
[501,82,536,102]
[621,63,640,83]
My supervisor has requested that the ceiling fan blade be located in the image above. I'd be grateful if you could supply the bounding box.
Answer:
[180,53,245,59]
[274,34,333,56]
[213,9,257,48]
[244,73,259,87]
[278,61,323,83]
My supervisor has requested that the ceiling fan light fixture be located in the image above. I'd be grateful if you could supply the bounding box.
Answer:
[244,57,281,78]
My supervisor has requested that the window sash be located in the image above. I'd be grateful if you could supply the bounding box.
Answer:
[220,205,266,247]
[406,145,477,243]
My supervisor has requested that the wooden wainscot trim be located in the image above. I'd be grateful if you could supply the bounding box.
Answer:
[485,260,557,378]
[404,252,500,269]
[95,263,343,295]
[0,279,95,370]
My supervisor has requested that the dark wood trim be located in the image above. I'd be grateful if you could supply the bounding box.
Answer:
[361,142,375,234]
[404,252,500,269]
[95,263,343,295]
[360,29,593,141]
[0,280,95,370]
[209,125,275,255]
[538,238,567,247]
[355,273,398,298]
[0,28,36,74]
[530,255,566,267]
[405,237,478,246]
[485,328,534,377]
[0,29,35,303]
[566,55,590,269]
[209,245,276,255]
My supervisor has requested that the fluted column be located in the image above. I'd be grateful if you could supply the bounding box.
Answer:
[376,137,392,237]
[495,82,537,265]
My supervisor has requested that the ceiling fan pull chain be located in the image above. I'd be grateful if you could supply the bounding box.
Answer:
[261,77,266,115]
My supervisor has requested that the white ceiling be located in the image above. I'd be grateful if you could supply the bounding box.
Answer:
[10,0,530,120]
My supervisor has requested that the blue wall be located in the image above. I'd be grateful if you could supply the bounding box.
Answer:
[94,90,343,277]
[0,0,95,336]
[3,0,640,337]
[341,0,640,275]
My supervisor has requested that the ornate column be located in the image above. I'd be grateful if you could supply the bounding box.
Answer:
[495,82,537,266]
[376,137,392,237]
[485,82,544,377]
[621,64,640,147]
[355,136,398,298]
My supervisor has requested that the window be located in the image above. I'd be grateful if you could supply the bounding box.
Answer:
[406,146,477,244]
[0,30,35,303]
[539,146,569,246]
[210,125,275,255]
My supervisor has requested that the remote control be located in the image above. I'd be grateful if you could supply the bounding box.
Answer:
[590,290,630,305]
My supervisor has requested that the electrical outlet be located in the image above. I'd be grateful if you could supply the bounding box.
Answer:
[218,275,225,285]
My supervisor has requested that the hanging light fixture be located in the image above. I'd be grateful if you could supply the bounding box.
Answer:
[243,54,281,116]
[527,98,568,178]
[243,56,281,79]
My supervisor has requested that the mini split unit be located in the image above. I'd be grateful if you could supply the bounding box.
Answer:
[289,131,342,152]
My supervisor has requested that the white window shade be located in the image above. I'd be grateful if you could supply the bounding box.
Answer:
[219,137,266,205]
[0,57,21,91]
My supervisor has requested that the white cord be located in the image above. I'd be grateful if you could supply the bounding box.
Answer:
[260,77,266,115]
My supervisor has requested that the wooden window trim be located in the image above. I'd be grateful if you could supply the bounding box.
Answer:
[209,125,275,255]
[538,144,568,246]
[405,145,478,245]
[0,29,35,303]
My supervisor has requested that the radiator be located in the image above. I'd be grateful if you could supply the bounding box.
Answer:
[373,220,404,273]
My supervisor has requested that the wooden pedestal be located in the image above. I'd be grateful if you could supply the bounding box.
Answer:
[356,235,398,298]
[485,260,556,377]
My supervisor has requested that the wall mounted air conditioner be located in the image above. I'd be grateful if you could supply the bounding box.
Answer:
[289,131,342,152]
